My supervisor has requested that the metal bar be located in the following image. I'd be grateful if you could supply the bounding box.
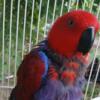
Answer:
[82,0,86,10]
[14,0,21,86]
[43,0,50,37]
[0,86,14,89]
[68,0,72,12]
[29,0,35,52]
[75,0,79,10]
[89,0,95,13]
[96,3,100,19]
[1,0,6,99]
[36,0,43,44]
[52,0,57,24]
[22,0,28,59]
[2,0,6,87]
[8,0,13,87]
[6,0,14,98]
[60,0,64,16]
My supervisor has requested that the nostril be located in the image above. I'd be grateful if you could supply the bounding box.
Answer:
[77,27,95,55]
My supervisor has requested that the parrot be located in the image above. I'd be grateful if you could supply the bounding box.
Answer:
[9,10,99,100]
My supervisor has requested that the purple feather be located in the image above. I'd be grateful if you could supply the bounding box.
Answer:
[34,80,83,100]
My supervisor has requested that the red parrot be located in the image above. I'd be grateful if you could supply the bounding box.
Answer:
[9,10,99,100]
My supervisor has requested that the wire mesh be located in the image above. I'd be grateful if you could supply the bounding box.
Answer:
[0,0,100,100]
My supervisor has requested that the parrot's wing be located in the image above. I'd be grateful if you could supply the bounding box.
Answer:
[9,51,49,100]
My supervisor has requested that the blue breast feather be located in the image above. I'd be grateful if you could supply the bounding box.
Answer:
[38,51,49,78]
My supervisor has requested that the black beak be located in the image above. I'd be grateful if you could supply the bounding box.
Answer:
[77,27,95,55]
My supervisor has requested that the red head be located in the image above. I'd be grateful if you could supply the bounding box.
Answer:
[48,10,99,57]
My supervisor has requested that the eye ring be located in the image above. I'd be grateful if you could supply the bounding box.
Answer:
[67,19,74,27]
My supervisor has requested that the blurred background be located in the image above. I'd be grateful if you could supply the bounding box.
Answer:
[0,0,100,100]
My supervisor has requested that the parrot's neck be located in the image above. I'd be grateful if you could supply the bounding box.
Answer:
[33,39,67,67]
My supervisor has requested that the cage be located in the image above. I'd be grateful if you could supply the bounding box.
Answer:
[0,0,100,100]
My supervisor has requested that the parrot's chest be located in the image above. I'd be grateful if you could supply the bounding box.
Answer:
[34,57,86,100]
[34,79,83,100]
[32,45,87,100]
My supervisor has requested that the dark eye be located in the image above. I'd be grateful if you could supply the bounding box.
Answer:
[67,19,74,27]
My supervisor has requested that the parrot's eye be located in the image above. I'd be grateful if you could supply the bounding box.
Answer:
[67,19,74,27]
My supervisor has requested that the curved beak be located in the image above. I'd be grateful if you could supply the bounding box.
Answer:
[77,27,95,55]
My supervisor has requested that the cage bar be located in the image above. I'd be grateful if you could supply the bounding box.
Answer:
[29,0,35,52]
[14,0,21,86]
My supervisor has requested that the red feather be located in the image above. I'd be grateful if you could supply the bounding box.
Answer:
[15,51,45,100]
